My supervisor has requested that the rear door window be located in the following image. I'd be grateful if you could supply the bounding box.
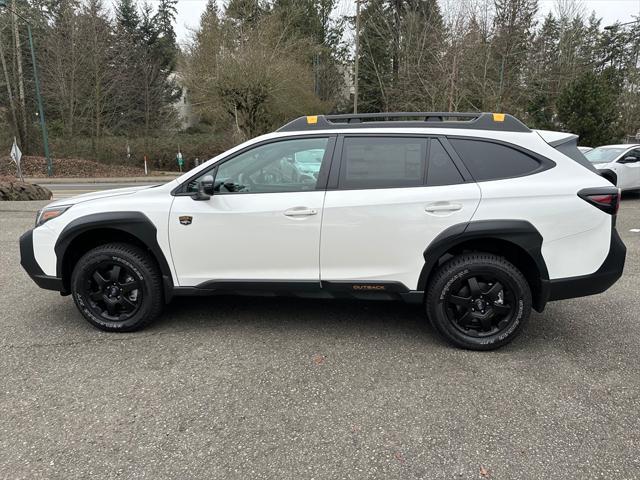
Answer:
[338,137,427,189]
[449,138,542,181]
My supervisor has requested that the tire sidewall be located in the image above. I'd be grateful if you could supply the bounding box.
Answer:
[428,259,532,350]
[72,250,156,331]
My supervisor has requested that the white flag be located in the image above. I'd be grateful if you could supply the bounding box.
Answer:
[10,137,23,182]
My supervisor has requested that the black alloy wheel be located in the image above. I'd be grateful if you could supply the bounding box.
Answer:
[443,273,517,338]
[71,243,163,332]
[84,261,143,322]
[426,253,532,350]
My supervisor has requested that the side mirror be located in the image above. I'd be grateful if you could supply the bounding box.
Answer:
[621,156,638,164]
[192,174,214,201]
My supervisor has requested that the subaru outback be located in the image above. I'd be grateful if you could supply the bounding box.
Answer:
[20,113,626,350]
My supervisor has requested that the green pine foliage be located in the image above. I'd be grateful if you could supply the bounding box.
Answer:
[557,70,624,146]
[357,0,391,113]
[114,0,140,34]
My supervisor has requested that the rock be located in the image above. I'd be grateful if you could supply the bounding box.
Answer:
[0,180,52,201]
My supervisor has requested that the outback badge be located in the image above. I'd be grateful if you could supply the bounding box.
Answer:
[179,215,193,226]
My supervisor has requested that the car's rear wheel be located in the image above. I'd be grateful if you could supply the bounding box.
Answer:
[71,243,163,332]
[426,253,531,350]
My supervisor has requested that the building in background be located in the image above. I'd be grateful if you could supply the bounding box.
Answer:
[171,72,196,131]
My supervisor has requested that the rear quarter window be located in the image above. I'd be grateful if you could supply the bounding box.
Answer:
[449,138,543,181]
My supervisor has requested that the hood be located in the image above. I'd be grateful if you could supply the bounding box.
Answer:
[46,184,158,207]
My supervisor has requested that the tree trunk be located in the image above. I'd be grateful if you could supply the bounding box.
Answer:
[392,0,401,81]
[0,36,20,144]
[12,0,28,151]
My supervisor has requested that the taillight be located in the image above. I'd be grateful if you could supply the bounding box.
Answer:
[578,187,620,215]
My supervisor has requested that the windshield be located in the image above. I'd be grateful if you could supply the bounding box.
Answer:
[584,148,626,164]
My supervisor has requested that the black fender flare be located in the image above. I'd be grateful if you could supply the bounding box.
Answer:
[54,211,174,300]
[417,220,550,309]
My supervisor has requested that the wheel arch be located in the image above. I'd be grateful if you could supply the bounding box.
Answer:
[54,212,174,300]
[418,220,550,312]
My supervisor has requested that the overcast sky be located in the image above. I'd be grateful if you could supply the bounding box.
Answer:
[136,0,640,44]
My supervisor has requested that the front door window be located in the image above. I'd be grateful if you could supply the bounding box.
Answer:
[214,138,329,194]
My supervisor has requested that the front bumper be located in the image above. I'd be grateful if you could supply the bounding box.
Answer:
[19,229,65,292]
[542,226,626,303]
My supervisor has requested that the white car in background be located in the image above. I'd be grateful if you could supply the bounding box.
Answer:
[577,146,593,154]
[585,144,640,191]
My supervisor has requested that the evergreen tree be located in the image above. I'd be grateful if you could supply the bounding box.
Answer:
[139,2,159,45]
[580,13,602,68]
[272,0,321,41]
[154,0,179,69]
[524,13,559,128]
[114,0,140,34]
[184,0,225,126]
[271,0,347,106]
[491,0,538,112]
[226,0,266,28]
[391,0,444,111]
[196,0,222,47]
[357,0,392,112]
[456,15,493,112]
[557,70,623,146]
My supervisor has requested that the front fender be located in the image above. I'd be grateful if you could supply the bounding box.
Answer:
[54,211,175,300]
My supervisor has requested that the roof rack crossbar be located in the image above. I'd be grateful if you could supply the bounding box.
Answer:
[325,112,480,120]
[277,112,531,133]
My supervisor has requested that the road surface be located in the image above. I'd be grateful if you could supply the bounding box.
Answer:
[1,195,639,478]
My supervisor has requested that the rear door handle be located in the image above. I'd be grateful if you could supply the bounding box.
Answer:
[284,207,318,217]
[425,202,463,213]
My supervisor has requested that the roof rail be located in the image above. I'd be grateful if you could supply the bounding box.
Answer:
[277,112,531,133]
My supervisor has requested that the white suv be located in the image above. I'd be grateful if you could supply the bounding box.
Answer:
[585,144,640,191]
[20,113,626,350]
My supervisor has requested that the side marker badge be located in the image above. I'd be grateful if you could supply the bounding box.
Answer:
[179,216,193,226]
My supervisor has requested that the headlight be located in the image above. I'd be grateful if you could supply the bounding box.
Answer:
[35,205,71,227]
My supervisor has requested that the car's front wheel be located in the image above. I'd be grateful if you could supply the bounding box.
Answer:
[71,243,163,331]
[426,253,532,350]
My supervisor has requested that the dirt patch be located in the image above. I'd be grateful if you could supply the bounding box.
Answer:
[0,156,145,178]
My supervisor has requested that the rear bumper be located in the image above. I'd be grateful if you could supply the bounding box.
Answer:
[19,229,65,293]
[542,227,626,303]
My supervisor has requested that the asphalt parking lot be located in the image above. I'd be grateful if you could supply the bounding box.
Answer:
[1,196,639,479]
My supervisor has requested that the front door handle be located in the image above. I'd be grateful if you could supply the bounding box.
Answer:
[284,207,318,217]
[425,202,463,213]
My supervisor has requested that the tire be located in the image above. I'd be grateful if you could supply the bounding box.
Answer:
[71,242,163,332]
[426,253,532,351]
